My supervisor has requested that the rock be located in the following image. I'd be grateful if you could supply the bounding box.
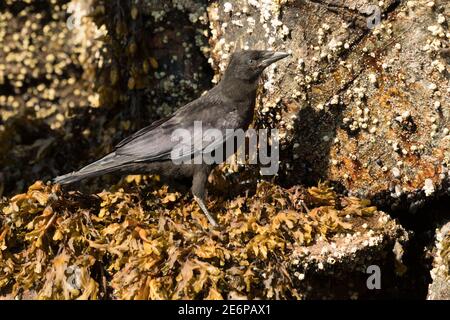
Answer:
[427,222,449,300]
[290,210,409,299]
[206,0,450,202]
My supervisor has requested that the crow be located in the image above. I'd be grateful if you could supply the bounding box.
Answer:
[54,50,290,227]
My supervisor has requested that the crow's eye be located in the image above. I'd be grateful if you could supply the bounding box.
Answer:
[249,59,255,64]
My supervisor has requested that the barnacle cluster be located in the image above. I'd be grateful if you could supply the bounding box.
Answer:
[0,179,380,299]
[0,0,102,197]
[0,1,94,127]
[0,0,213,197]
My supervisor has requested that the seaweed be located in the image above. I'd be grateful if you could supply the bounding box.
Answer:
[0,179,378,300]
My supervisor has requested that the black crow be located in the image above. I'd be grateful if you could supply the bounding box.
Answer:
[54,50,290,226]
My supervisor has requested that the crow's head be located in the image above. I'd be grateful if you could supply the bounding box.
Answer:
[224,50,290,82]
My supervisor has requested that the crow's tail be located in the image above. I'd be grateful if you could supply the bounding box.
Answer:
[53,152,130,185]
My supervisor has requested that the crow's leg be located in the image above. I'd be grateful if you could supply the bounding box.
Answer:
[194,196,217,227]
[192,166,217,227]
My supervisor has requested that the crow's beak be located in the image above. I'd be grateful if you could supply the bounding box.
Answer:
[260,51,290,68]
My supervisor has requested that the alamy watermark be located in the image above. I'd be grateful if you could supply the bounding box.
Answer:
[66,265,82,291]
[170,122,280,176]
[366,265,381,290]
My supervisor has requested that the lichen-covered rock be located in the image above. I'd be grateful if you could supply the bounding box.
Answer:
[427,222,449,300]
[207,0,450,204]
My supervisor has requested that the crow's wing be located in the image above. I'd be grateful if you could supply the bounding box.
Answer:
[114,90,232,163]
[115,115,174,149]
